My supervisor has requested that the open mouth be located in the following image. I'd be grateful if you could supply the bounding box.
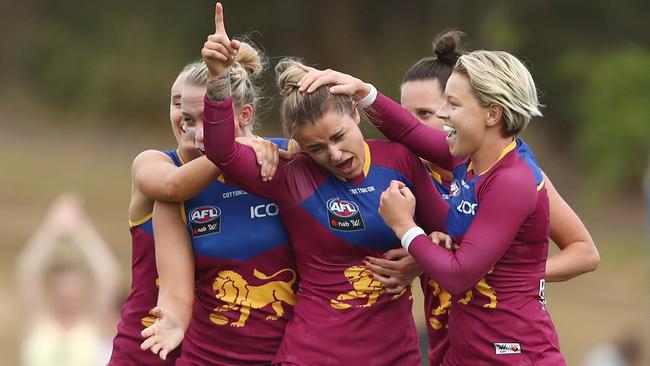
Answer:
[336,157,354,173]
[443,124,457,140]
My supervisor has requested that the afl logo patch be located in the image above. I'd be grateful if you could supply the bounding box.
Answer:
[326,198,365,231]
[189,206,221,237]
[450,180,461,197]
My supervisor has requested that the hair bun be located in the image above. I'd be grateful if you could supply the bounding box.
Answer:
[229,41,265,86]
[433,30,465,65]
[275,58,306,95]
[233,42,263,76]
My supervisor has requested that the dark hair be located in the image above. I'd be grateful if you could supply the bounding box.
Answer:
[402,30,466,90]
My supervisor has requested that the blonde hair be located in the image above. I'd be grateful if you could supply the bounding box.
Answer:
[455,50,543,136]
[185,40,266,110]
[179,60,203,78]
[275,58,356,136]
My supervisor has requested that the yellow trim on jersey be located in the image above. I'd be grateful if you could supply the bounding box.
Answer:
[175,148,187,165]
[468,139,517,176]
[180,201,188,225]
[362,141,371,178]
[427,165,443,184]
[537,180,545,191]
[216,175,225,183]
[129,212,152,228]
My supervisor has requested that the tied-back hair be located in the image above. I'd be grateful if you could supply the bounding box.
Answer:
[179,60,204,79]
[185,39,267,111]
[455,50,543,136]
[275,58,356,137]
[402,30,466,90]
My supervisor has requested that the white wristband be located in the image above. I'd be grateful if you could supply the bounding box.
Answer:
[357,83,378,108]
[400,226,425,251]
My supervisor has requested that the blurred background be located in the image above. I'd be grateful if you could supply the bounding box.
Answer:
[1,0,648,365]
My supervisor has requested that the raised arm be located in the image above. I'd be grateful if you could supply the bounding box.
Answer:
[364,93,457,172]
[380,171,536,296]
[200,3,290,201]
[66,210,121,315]
[15,194,89,317]
[140,200,194,360]
[15,204,65,316]
[543,172,599,281]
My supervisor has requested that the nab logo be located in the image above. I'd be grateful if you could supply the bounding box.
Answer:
[327,198,359,218]
[190,206,221,223]
[456,200,477,216]
[250,203,279,218]
[449,180,461,197]
[189,206,221,237]
[326,198,365,231]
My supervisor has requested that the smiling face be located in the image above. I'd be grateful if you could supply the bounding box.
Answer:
[400,79,446,130]
[180,84,206,153]
[436,71,491,157]
[169,73,187,143]
[293,109,366,180]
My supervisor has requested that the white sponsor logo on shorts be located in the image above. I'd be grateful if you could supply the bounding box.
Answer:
[494,342,522,355]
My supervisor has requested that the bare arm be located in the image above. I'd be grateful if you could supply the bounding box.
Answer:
[544,172,599,282]
[67,214,121,315]
[133,151,220,203]
[15,214,61,316]
[141,200,195,359]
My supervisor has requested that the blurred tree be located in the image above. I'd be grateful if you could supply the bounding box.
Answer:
[570,46,650,200]
[3,0,648,203]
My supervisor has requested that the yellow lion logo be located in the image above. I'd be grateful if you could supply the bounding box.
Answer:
[458,270,497,309]
[141,315,156,328]
[427,272,497,330]
[210,268,296,327]
[427,279,452,330]
[330,265,405,310]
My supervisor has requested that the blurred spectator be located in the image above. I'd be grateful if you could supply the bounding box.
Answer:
[15,193,121,366]
[582,332,642,366]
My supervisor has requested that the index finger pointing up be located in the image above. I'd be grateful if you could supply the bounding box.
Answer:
[215,2,226,34]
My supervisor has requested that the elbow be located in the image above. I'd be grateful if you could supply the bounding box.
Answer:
[426,273,473,297]
[162,179,183,201]
[436,270,485,297]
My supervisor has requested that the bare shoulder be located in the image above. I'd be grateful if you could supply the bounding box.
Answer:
[131,149,172,173]
[129,150,173,220]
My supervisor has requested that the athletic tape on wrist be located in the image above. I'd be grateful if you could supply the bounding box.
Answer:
[400,226,425,251]
[358,83,378,108]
